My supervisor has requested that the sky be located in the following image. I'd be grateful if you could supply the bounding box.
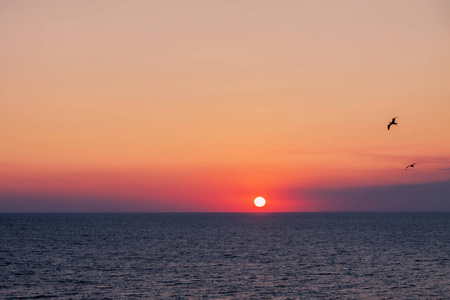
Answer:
[1,0,450,212]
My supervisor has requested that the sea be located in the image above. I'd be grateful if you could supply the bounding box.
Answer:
[1,213,449,299]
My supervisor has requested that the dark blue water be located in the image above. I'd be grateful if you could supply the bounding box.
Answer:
[1,213,449,299]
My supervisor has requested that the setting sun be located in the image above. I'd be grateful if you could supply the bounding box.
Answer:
[254,197,266,208]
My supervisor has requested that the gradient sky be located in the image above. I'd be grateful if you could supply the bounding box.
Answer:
[1,0,450,212]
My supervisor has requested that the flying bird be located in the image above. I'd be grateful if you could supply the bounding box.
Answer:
[387,117,398,130]
[405,163,416,170]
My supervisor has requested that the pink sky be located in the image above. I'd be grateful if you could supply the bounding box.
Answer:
[1,0,450,211]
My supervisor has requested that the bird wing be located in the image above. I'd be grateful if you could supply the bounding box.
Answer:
[405,166,410,169]
[387,123,391,130]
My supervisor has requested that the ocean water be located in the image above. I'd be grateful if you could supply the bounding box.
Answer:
[1,213,449,299]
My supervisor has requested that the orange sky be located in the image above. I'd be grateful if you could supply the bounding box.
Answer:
[1,0,450,211]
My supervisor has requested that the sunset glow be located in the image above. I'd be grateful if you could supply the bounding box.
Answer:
[1,1,449,212]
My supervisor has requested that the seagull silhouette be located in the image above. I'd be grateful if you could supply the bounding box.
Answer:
[387,116,398,130]
[405,163,416,170]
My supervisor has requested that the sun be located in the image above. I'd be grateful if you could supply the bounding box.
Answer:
[254,197,266,208]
